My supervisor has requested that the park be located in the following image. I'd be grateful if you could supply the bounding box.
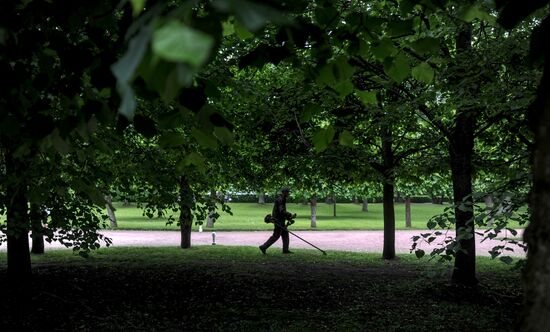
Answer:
[1,0,549,331]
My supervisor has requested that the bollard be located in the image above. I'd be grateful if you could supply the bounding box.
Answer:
[212,232,216,245]
[199,225,203,232]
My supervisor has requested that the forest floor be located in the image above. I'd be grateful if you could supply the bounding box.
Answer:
[0,247,522,331]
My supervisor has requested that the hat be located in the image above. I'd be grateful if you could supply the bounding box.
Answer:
[281,187,291,193]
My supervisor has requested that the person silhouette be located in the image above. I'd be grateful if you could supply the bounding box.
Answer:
[259,187,296,254]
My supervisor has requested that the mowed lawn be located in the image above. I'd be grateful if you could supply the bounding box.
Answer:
[111,202,523,231]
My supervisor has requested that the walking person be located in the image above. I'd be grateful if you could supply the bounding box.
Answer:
[259,187,296,254]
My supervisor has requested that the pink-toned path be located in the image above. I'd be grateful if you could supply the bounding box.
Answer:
[9,229,525,257]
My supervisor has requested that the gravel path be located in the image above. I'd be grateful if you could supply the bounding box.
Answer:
[7,229,525,257]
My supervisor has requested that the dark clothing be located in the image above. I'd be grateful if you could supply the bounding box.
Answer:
[272,196,292,224]
[260,195,293,252]
[261,224,290,252]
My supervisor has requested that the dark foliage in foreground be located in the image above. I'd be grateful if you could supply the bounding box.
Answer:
[1,250,521,331]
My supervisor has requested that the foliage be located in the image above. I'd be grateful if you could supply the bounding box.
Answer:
[411,191,528,263]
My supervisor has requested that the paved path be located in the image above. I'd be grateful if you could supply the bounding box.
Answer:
[6,229,525,257]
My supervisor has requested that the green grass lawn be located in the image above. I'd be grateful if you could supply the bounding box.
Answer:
[112,202,523,231]
[0,246,522,331]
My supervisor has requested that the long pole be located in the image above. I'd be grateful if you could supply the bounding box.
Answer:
[273,222,327,255]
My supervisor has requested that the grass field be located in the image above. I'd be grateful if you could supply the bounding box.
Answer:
[112,202,523,231]
[0,246,522,331]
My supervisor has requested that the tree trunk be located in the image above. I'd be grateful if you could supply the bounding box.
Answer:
[382,127,396,260]
[449,114,477,286]
[206,190,216,228]
[258,192,266,204]
[382,179,395,259]
[5,151,32,280]
[405,197,411,228]
[310,195,317,228]
[362,198,369,212]
[179,176,193,249]
[105,195,117,228]
[520,41,550,331]
[30,204,45,254]
[333,195,336,217]
[450,23,477,286]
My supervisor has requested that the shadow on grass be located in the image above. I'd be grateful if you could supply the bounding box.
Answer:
[0,247,522,331]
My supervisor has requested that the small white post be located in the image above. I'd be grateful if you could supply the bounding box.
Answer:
[212,232,216,245]
[199,225,203,232]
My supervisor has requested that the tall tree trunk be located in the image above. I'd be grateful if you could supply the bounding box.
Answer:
[30,204,45,254]
[5,151,31,280]
[333,195,336,217]
[258,192,266,204]
[450,22,477,286]
[179,176,193,249]
[405,197,411,228]
[521,41,550,331]
[105,195,117,228]
[362,198,369,212]
[206,190,216,228]
[382,127,396,260]
[310,195,317,228]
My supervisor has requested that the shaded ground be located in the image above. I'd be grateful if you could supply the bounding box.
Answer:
[1,247,522,331]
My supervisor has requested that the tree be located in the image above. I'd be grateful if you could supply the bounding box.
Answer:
[0,0,127,279]
[496,0,550,329]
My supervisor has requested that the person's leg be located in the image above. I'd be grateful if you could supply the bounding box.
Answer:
[260,226,282,252]
[281,228,291,253]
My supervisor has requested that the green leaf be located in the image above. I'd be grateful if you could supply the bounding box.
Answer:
[315,6,338,26]
[499,256,513,264]
[191,128,218,150]
[333,80,354,97]
[411,37,440,55]
[332,57,355,82]
[222,20,235,36]
[213,0,288,31]
[415,249,425,259]
[130,0,146,16]
[177,152,206,173]
[371,39,397,60]
[234,20,254,40]
[317,64,335,85]
[111,25,152,119]
[399,0,417,16]
[51,130,70,155]
[312,126,335,152]
[152,20,214,67]
[213,126,234,145]
[338,130,354,146]
[411,62,434,84]
[157,110,184,130]
[300,104,322,123]
[384,53,410,83]
[158,132,186,148]
[460,4,496,23]
[387,19,414,37]
[356,90,377,106]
